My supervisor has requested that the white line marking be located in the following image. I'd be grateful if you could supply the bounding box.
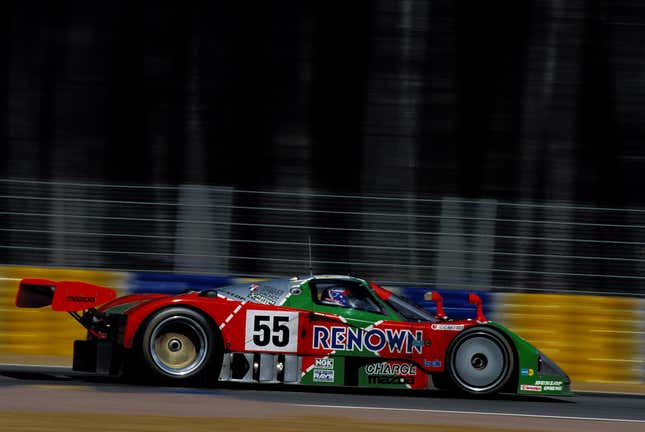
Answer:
[590,329,645,334]
[0,363,71,369]
[218,301,247,330]
[291,404,645,423]
[575,389,645,396]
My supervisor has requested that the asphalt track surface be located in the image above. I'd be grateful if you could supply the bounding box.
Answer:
[1,364,644,431]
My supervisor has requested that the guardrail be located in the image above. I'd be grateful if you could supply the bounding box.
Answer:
[1,178,644,296]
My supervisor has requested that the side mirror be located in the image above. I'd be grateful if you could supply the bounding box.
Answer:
[468,293,487,322]
[424,291,447,319]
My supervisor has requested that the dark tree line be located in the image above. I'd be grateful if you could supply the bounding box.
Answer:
[1,1,644,206]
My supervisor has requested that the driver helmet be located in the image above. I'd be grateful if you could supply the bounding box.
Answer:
[322,287,350,306]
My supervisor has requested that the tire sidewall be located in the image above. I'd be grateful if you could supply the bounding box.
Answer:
[446,326,514,395]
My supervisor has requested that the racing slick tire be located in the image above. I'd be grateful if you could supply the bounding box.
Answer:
[136,307,222,385]
[445,326,514,395]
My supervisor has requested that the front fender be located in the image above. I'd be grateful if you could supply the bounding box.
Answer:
[488,321,572,396]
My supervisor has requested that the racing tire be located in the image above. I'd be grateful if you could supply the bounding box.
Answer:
[445,326,514,395]
[137,307,222,386]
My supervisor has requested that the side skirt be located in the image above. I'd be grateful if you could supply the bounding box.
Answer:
[219,352,302,384]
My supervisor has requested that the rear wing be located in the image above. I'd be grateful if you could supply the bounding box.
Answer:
[16,278,117,312]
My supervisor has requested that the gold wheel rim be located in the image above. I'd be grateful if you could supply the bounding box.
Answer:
[153,332,197,370]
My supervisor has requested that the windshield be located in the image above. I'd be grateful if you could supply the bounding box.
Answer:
[385,292,436,322]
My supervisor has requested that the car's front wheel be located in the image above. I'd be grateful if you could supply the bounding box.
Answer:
[446,327,514,395]
[137,307,222,385]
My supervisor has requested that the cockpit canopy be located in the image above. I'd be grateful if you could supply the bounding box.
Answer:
[215,275,438,322]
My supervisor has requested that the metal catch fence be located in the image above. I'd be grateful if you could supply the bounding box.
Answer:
[1,178,644,295]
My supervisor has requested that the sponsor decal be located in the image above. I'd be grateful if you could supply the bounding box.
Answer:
[431,324,464,331]
[534,380,563,385]
[247,285,284,305]
[313,369,334,383]
[520,384,542,392]
[535,380,563,391]
[521,368,535,377]
[543,385,562,391]
[424,359,442,368]
[248,293,279,305]
[368,376,415,385]
[220,290,247,301]
[312,325,424,354]
[244,310,299,352]
[66,296,96,303]
[365,362,417,376]
[315,358,334,369]
[249,283,259,292]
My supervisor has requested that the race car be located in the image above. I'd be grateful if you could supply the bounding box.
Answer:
[15,274,571,396]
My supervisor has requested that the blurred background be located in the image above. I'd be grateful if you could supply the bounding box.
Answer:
[0,1,644,388]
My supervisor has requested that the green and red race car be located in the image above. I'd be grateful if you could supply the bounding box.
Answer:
[15,274,570,396]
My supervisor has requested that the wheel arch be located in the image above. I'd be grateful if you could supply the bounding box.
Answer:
[131,303,224,350]
[125,303,225,383]
[485,325,520,393]
[123,298,225,348]
[444,324,517,394]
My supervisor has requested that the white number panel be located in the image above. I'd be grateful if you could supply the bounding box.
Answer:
[244,310,299,352]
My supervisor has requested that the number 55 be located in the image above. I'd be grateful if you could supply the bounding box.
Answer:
[246,311,299,352]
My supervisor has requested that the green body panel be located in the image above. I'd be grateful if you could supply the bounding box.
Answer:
[281,286,313,310]
[488,321,572,396]
[289,280,406,386]
[311,303,394,327]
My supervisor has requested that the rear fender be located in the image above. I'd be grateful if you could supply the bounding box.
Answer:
[119,295,241,349]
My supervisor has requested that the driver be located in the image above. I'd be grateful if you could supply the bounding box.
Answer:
[321,287,351,307]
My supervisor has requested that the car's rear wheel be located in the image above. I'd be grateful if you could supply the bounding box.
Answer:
[446,327,514,395]
[138,307,222,385]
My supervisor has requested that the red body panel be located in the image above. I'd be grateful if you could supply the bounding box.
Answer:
[51,281,117,311]
[100,293,167,311]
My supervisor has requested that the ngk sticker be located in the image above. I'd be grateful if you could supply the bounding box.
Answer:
[315,358,334,369]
